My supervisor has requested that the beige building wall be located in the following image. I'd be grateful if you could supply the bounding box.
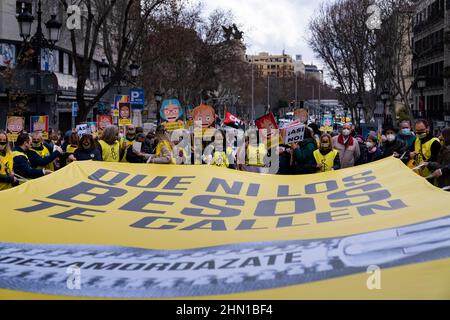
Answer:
[247,52,295,78]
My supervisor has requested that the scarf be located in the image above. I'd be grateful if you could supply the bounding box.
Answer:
[337,134,354,146]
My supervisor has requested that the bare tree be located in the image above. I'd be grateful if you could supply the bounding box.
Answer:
[309,0,415,124]
[141,2,247,109]
[56,0,168,122]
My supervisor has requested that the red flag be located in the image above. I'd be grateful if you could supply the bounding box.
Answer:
[224,111,244,129]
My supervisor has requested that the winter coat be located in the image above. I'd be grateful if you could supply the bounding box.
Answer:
[382,138,407,158]
[293,138,317,174]
[427,144,450,188]
[332,135,361,168]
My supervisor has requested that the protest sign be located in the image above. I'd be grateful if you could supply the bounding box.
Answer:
[118,102,132,126]
[6,116,24,142]
[30,116,49,139]
[160,99,185,131]
[283,121,306,144]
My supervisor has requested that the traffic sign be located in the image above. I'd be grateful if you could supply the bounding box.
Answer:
[130,88,145,106]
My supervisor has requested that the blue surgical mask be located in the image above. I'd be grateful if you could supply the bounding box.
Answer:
[400,128,411,135]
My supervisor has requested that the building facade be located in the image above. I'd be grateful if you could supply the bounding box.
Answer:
[0,0,111,133]
[412,0,450,130]
[304,64,323,83]
[246,52,295,78]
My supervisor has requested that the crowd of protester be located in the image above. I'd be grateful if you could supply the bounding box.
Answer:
[0,118,449,191]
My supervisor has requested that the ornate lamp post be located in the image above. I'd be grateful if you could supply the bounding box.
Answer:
[17,2,62,113]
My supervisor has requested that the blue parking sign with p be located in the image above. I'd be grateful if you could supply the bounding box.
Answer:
[130,88,144,109]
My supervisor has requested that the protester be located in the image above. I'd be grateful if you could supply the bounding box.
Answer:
[366,135,382,163]
[397,120,416,150]
[292,127,317,174]
[313,133,340,172]
[277,144,293,175]
[28,132,62,171]
[65,132,80,164]
[121,125,136,162]
[98,126,122,162]
[354,135,368,166]
[147,126,175,164]
[382,127,407,159]
[332,123,360,168]
[0,131,18,190]
[143,129,156,154]
[424,128,450,188]
[126,133,151,163]
[13,133,52,179]
[71,134,102,161]
[409,119,441,177]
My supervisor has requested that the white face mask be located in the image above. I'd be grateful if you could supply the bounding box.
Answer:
[387,134,396,142]
[366,142,374,149]
[342,129,351,136]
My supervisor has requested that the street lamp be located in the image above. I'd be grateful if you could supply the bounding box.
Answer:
[45,15,62,45]
[381,90,390,126]
[17,7,34,40]
[16,1,62,115]
[154,90,163,125]
[129,61,140,79]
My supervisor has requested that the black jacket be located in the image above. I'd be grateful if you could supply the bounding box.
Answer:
[125,145,147,163]
[13,146,45,179]
[27,143,60,168]
[382,139,407,158]
[74,148,102,161]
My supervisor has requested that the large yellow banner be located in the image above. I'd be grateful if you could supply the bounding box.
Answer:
[0,158,449,299]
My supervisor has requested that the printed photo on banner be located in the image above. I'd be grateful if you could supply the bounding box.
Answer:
[320,114,334,132]
[114,95,129,109]
[0,43,16,67]
[256,112,278,139]
[118,103,132,126]
[193,103,216,129]
[30,116,49,139]
[294,108,309,124]
[97,115,113,131]
[6,116,24,142]
[160,99,185,131]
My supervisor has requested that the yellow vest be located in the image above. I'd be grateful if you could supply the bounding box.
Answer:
[313,149,338,173]
[12,150,28,160]
[66,145,77,154]
[156,140,175,164]
[0,152,13,191]
[212,151,229,168]
[120,137,134,163]
[246,144,266,166]
[29,145,54,171]
[66,145,78,164]
[99,140,121,162]
[414,137,440,177]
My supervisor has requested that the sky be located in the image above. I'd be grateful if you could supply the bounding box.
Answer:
[202,0,325,69]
